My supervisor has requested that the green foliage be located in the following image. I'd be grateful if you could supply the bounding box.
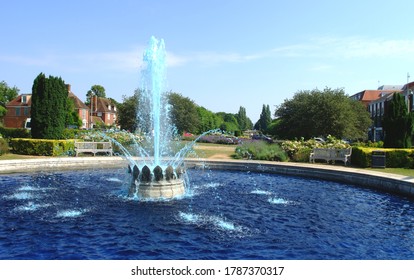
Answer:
[235,141,288,161]
[86,84,106,104]
[352,140,384,148]
[275,87,372,140]
[0,80,19,120]
[281,135,350,162]
[167,92,200,134]
[31,73,68,139]
[236,106,253,131]
[351,147,414,168]
[10,138,75,156]
[65,98,82,128]
[254,104,272,133]
[0,126,31,138]
[117,90,140,131]
[0,137,9,155]
[197,106,221,134]
[216,112,240,133]
[383,93,413,148]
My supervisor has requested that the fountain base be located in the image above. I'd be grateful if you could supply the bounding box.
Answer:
[128,164,186,199]
[137,179,185,199]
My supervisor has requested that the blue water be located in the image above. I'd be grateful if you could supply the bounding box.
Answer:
[1,169,414,260]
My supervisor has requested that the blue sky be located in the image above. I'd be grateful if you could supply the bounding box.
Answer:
[1,0,414,122]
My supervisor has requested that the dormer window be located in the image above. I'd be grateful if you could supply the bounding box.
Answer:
[114,106,117,112]
[108,105,111,110]
[22,95,27,103]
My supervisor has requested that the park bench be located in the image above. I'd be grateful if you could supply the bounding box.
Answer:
[309,148,352,166]
[74,141,113,156]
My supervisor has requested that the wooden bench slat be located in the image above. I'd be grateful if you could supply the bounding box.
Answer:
[74,141,113,156]
[309,148,352,165]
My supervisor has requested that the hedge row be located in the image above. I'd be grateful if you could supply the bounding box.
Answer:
[0,127,31,138]
[10,138,75,156]
[351,147,414,168]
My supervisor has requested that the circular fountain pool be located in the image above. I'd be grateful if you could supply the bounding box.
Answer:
[1,168,413,260]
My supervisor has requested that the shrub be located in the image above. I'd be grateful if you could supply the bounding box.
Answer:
[281,135,350,162]
[351,147,414,168]
[235,141,288,161]
[10,138,75,156]
[0,137,9,155]
[0,126,31,138]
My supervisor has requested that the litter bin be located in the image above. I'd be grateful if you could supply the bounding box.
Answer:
[371,150,386,168]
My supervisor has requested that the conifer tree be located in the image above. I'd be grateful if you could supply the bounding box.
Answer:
[31,73,67,139]
[383,93,413,148]
[254,104,272,133]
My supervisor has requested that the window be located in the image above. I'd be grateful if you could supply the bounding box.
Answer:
[15,107,21,116]
[22,95,27,103]
[24,107,29,116]
[108,105,111,110]
[107,113,110,120]
[114,106,117,112]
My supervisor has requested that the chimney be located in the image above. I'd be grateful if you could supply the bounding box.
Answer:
[93,95,98,112]
[66,84,71,92]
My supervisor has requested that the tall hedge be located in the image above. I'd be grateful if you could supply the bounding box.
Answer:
[31,73,67,139]
[10,138,75,156]
[351,147,414,168]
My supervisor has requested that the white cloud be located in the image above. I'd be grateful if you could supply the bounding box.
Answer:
[3,36,414,73]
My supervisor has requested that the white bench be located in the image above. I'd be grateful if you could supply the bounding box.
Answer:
[74,141,113,156]
[309,148,352,165]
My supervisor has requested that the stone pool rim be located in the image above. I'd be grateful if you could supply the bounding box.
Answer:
[1,157,413,198]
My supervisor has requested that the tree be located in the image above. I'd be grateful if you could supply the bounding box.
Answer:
[65,98,82,128]
[86,84,106,104]
[216,112,239,133]
[167,92,199,134]
[31,73,68,139]
[118,89,140,132]
[254,104,272,133]
[0,81,19,120]
[383,93,413,148]
[274,87,372,140]
[236,106,253,131]
[196,106,221,134]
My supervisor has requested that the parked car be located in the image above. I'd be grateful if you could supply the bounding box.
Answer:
[313,137,325,143]
[252,134,273,143]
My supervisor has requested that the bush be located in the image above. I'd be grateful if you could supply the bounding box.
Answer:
[0,137,9,155]
[351,147,414,168]
[235,141,288,161]
[281,135,350,162]
[10,138,75,156]
[0,126,31,138]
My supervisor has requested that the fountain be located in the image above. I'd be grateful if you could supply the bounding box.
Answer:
[124,36,186,199]
[1,37,414,261]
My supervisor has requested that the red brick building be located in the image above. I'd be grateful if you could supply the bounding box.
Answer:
[3,84,96,129]
[3,93,32,128]
[90,95,117,128]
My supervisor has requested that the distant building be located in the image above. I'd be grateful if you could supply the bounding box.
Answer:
[90,95,118,128]
[3,93,32,129]
[67,84,90,129]
[361,83,414,141]
[349,87,402,108]
[3,84,96,130]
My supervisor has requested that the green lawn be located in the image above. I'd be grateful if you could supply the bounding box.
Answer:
[363,167,414,177]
